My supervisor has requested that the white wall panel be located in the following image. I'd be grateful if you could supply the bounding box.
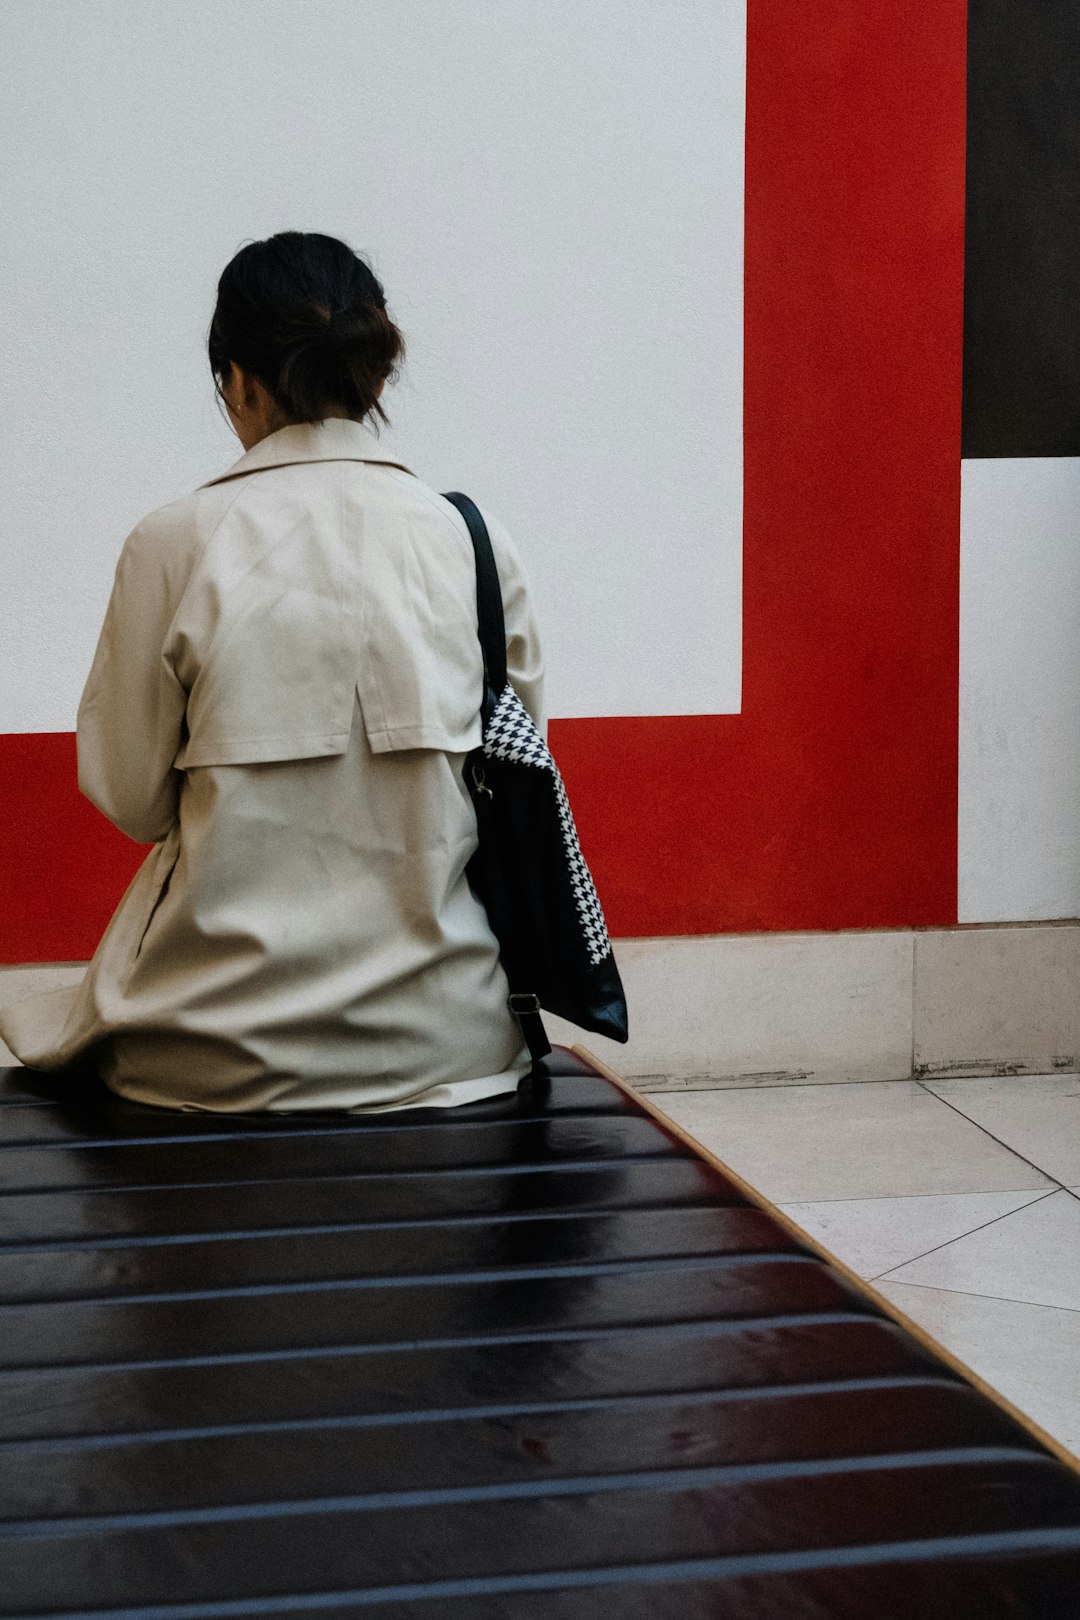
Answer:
[959,458,1080,921]
[0,0,744,732]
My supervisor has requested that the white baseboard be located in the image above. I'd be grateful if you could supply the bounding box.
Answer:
[550,922,1080,1087]
[2,922,1078,1085]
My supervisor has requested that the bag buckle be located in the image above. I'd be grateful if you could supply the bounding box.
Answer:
[471,762,494,800]
[508,992,541,1017]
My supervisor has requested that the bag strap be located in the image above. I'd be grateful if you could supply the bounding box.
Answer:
[443,492,507,714]
[441,490,551,1066]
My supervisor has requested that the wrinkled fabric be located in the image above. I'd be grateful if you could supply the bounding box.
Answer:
[0,417,545,1112]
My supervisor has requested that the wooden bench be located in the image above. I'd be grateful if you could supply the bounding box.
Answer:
[1,1047,1079,1616]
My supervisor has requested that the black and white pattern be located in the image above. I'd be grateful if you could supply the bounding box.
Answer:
[484,684,613,967]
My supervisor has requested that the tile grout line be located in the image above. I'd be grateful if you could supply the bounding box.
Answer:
[780,1186,1054,1208]
[909,930,916,1082]
[643,1068,1080,1097]
[913,1078,1067,1191]
[871,1275,1080,1319]
[866,1188,1059,1282]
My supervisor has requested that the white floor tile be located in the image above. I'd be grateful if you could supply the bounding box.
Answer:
[923,1073,1080,1185]
[876,1281,1080,1444]
[777,1190,1049,1279]
[650,1081,1052,1202]
[880,1188,1080,1310]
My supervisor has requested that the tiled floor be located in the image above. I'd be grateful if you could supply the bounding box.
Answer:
[643,1072,1080,1460]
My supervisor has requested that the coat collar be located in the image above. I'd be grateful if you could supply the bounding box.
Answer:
[196,415,416,489]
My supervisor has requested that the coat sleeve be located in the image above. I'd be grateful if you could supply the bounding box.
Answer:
[483,510,546,737]
[76,515,189,843]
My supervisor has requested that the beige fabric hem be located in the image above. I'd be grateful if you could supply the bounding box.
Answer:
[341,1066,531,1114]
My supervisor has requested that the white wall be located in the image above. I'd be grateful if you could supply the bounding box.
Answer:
[0,0,745,732]
[959,458,1080,921]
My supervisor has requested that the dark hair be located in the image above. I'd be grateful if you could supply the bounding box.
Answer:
[208,230,406,430]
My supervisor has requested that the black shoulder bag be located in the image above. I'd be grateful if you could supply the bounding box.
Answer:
[443,491,630,1063]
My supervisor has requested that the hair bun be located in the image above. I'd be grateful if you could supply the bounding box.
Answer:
[209,231,406,428]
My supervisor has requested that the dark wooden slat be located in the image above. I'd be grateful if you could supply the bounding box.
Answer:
[0,1316,947,1444]
[0,1206,801,1304]
[0,1067,65,1107]
[211,1548,1080,1619]
[2,1457,1078,1615]
[0,1160,735,1245]
[2,1047,1077,1618]
[0,1256,869,1370]
[0,1114,682,1194]
[0,1052,605,1109]
[0,1073,639,1144]
[0,1382,1035,1522]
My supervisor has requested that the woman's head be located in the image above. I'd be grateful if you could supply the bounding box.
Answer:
[208,231,406,446]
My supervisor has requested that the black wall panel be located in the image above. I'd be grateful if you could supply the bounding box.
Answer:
[963,0,1080,456]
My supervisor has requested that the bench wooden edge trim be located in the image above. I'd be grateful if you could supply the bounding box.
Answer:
[570,1043,1080,1482]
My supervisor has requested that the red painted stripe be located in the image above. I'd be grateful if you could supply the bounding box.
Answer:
[552,0,967,936]
[0,0,966,962]
[0,733,149,963]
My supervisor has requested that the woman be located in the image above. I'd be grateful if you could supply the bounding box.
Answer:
[0,231,544,1113]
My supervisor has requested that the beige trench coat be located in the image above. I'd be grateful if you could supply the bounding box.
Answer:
[0,417,545,1112]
